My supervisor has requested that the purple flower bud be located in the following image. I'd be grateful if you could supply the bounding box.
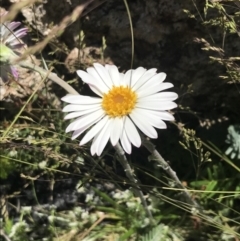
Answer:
[0,11,27,81]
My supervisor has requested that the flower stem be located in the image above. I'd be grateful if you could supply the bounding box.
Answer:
[141,137,201,211]
[114,143,154,222]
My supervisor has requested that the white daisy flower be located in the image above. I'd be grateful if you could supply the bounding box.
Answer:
[62,63,178,156]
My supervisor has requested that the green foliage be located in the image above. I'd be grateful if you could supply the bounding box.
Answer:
[0,155,16,179]
[140,224,169,241]
[4,218,13,235]
[8,221,29,241]
[0,43,18,62]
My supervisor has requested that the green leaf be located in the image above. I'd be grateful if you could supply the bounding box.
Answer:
[140,224,169,241]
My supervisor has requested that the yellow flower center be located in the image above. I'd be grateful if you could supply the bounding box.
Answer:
[102,86,137,117]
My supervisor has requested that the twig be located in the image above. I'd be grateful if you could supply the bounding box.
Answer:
[77,212,105,240]
[0,0,40,24]
[114,143,154,222]
[0,230,12,241]
[17,61,79,95]
[14,0,94,60]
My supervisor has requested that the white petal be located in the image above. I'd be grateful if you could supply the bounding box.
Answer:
[62,94,101,104]
[120,129,132,154]
[88,84,104,97]
[76,69,99,85]
[119,73,124,84]
[71,129,84,140]
[69,115,103,139]
[77,70,108,95]
[93,63,113,89]
[135,109,175,121]
[148,119,167,129]
[122,69,133,86]
[91,119,112,156]
[133,109,172,120]
[139,92,178,102]
[130,67,146,88]
[137,72,166,92]
[142,115,167,129]
[66,117,81,133]
[66,109,104,132]
[63,103,101,112]
[137,82,174,98]
[124,116,141,147]
[130,111,158,138]
[132,68,157,91]
[64,111,86,121]
[133,108,167,129]
[158,111,175,121]
[136,101,177,110]
[64,106,101,119]
[80,116,109,145]
[71,127,88,140]
[110,117,123,146]
[105,64,120,86]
